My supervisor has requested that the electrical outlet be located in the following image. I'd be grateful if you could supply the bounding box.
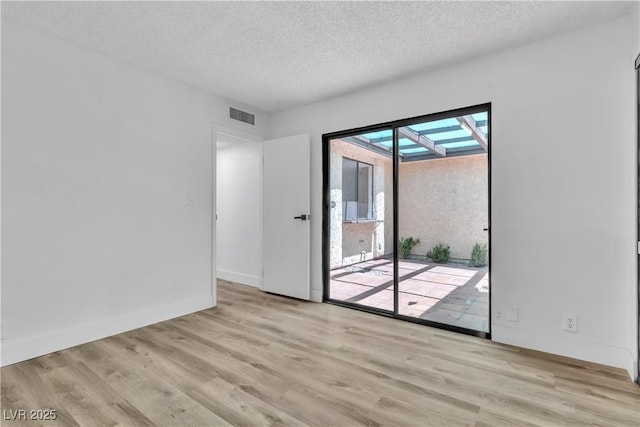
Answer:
[563,313,578,332]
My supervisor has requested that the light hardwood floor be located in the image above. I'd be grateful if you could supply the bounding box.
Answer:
[1,280,639,426]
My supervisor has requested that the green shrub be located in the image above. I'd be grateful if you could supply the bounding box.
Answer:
[469,243,488,267]
[399,237,420,259]
[427,243,450,263]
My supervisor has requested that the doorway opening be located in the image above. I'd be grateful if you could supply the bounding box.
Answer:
[214,126,263,289]
[322,104,491,337]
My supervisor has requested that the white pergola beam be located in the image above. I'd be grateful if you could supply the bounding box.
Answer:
[398,127,446,157]
[457,115,488,151]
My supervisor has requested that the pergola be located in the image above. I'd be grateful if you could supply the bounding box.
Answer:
[344,112,489,162]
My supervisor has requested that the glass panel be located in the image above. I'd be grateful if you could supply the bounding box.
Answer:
[396,110,489,333]
[328,131,394,312]
[342,158,357,220]
[357,162,372,219]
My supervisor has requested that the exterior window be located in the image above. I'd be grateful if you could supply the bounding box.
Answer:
[342,158,373,220]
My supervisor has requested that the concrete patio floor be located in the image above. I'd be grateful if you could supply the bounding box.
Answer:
[329,258,489,332]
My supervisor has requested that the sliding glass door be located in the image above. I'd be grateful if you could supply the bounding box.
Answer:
[323,104,490,338]
[396,112,489,333]
[326,127,395,313]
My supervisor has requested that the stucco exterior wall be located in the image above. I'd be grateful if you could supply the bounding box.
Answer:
[383,158,394,256]
[398,154,488,260]
[329,139,392,268]
[329,149,343,268]
[331,140,487,266]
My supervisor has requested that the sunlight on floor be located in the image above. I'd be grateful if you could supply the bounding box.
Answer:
[329,259,489,332]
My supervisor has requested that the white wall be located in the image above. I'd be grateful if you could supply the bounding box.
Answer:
[216,137,263,286]
[0,21,268,366]
[270,12,639,378]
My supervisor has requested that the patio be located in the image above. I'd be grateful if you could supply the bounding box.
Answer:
[330,259,489,332]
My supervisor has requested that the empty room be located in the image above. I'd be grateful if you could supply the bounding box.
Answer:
[1,1,639,426]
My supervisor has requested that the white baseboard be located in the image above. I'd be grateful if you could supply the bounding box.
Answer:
[0,293,213,367]
[492,323,637,381]
[217,269,260,287]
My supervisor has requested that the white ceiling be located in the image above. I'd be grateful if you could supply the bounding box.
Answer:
[2,1,633,113]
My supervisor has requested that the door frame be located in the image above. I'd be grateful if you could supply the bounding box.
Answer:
[212,124,264,300]
[635,53,639,385]
[322,103,492,339]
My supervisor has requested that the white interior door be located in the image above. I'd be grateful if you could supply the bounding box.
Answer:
[263,134,311,300]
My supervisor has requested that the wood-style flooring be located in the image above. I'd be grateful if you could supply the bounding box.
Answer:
[1,280,639,426]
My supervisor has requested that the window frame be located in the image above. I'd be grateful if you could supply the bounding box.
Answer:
[341,156,374,221]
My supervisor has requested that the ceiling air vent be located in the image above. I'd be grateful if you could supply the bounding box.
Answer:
[229,107,255,125]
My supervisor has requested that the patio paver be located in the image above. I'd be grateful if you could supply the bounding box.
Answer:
[329,258,489,333]
[333,272,390,287]
[398,279,457,299]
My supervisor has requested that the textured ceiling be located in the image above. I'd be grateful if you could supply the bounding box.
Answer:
[2,1,633,113]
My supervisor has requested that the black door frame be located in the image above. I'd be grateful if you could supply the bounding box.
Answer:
[635,53,639,386]
[322,103,492,339]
